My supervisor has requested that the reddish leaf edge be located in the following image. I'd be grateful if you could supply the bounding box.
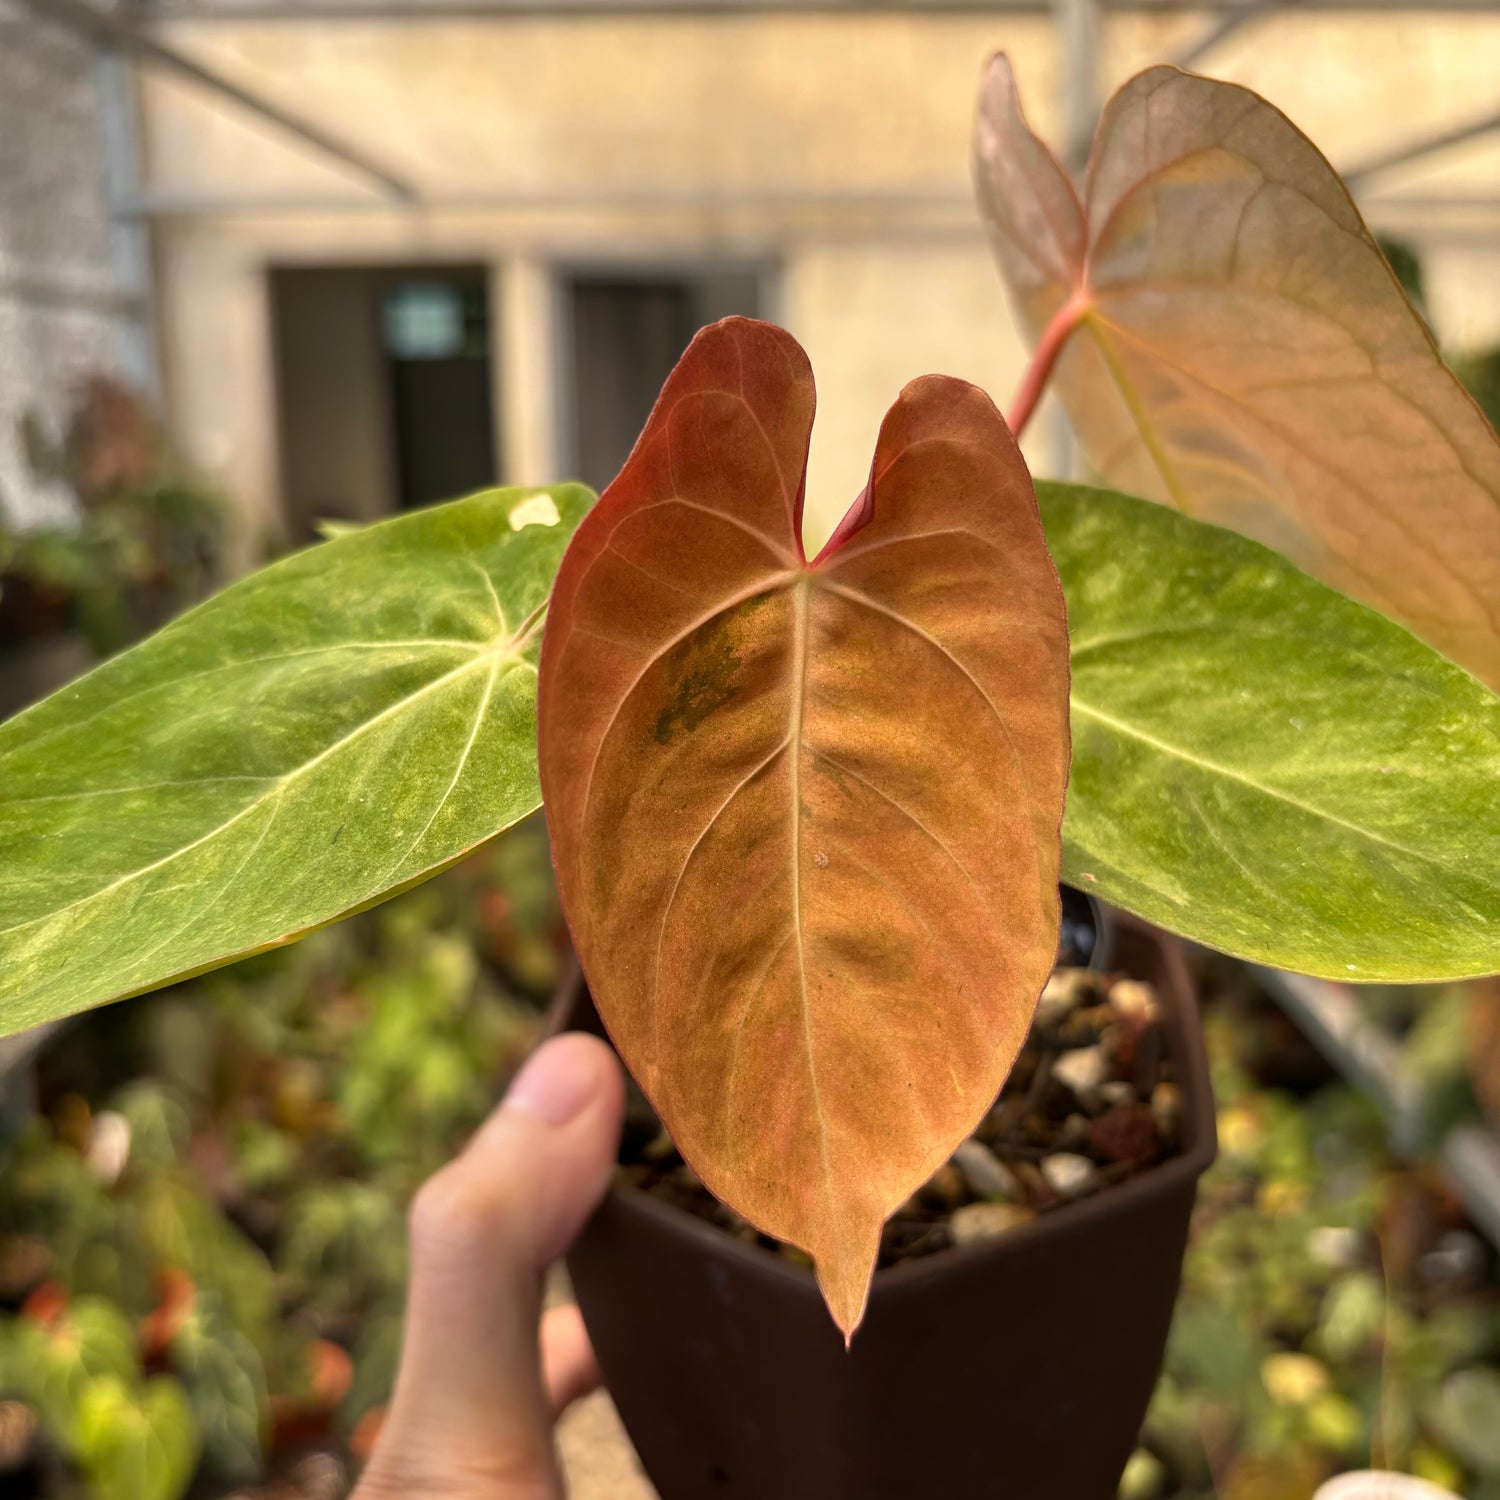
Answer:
[541,316,1070,1344]
[598,314,903,568]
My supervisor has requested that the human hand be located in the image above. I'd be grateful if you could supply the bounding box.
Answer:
[354,1032,626,1500]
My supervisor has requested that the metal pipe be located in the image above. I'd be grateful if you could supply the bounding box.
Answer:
[1344,105,1500,189]
[26,0,420,203]
[1361,195,1500,214]
[1053,0,1101,177]
[119,185,979,215]
[151,0,1051,12]
[1048,0,1097,478]
[94,41,163,400]
[127,0,1500,16]
[1172,0,1292,69]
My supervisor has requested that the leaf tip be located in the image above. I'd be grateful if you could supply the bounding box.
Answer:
[813,1224,881,1346]
[980,48,1017,86]
[977,50,1024,126]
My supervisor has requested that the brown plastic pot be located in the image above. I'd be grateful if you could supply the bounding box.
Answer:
[559,915,1217,1500]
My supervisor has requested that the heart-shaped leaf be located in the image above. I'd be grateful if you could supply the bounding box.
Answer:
[170,1297,269,1486]
[976,56,1500,691]
[7,1296,141,1453]
[1429,1368,1500,1477]
[1043,481,1500,981]
[539,317,1070,1338]
[0,485,590,1038]
[75,1375,200,1500]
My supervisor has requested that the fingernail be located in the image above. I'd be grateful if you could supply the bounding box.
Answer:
[505,1035,602,1127]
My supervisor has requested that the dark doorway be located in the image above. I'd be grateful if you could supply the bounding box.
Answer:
[563,268,766,493]
[270,265,497,540]
[382,276,494,510]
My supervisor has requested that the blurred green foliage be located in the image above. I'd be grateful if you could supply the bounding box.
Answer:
[0,378,223,660]
[1379,234,1500,526]
[0,820,564,1496]
[2,813,1498,1499]
[1453,348,1500,435]
[1137,976,1500,1500]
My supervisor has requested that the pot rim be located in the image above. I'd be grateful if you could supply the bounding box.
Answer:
[559,910,1218,1302]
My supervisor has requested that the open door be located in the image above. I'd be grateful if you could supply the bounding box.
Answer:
[270,264,497,539]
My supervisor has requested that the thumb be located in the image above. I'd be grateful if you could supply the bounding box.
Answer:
[357,1032,625,1499]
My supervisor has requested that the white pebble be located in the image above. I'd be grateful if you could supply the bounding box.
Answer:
[1041,1152,1100,1199]
[1052,1045,1108,1104]
[950,1201,1034,1244]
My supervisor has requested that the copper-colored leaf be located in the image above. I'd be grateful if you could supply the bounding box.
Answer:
[538,318,1070,1338]
[976,55,1500,690]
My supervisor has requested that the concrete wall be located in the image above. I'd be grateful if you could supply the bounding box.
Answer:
[133,8,1500,557]
[0,7,137,530]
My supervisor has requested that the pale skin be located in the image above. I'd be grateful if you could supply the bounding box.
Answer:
[354,1032,626,1500]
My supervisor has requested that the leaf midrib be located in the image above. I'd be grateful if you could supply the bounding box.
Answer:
[1090,311,1489,632]
[1069,694,1452,871]
[787,574,834,1209]
[0,637,533,950]
[0,637,489,765]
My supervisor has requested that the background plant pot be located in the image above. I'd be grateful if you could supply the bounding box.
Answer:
[560,913,1217,1500]
[1314,1475,1461,1500]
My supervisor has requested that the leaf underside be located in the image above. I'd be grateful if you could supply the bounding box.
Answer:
[976,56,1500,691]
[1044,482,1500,982]
[0,485,591,1037]
[539,318,1071,1338]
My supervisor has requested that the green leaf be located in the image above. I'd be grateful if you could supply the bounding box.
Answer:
[3,1298,140,1453]
[277,1183,406,1312]
[341,1304,404,1430]
[172,1294,268,1486]
[74,1374,199,1500]
[1040,482,1500,982]
[0,485,591,1037]
[1428,1367,1500,1476]
[139,1176,276,1354]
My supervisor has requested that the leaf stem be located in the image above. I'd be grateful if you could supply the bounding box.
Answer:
[1006,288,1091,441]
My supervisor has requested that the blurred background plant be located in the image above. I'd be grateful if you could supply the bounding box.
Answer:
[0,267,1497,1500]
[0,376,223,669]
[1453,350,1500,436]
[1379,235,1500,442]
[0,818,566,1498]
[1131,970,1500,1500]
[0,812,1497,1499]
[1,5,1498,1490]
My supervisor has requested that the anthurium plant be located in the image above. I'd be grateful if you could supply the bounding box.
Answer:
[2,59,1499,1339]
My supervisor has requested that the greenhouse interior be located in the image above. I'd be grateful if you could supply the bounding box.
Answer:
[3,0,1500,1496]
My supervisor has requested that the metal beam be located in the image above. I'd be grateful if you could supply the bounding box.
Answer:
[1053,0,1101,176]
[150,0,1056,12]
[1442,1128,1500,1256]
[26,0,419,203]
[1172,0,1293,69]
[120,184,979,214]
[1252,967,1427,1154]
[1344,105,1500,189]
[95,42,162,400]
[106,0,1500,16]
[1362,194,1500,215]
